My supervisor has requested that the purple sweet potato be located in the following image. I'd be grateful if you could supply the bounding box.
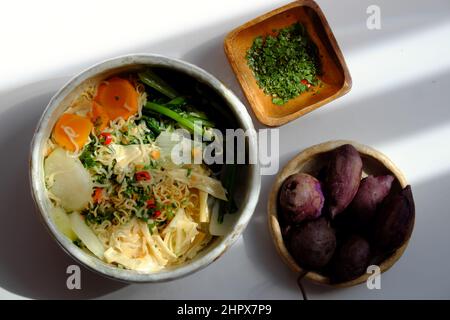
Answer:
[325,144,363,218]
[330,235,371,282]
[279,173,324,224]
[289,218,336,270]
[374,185,415,252]
[347,175,395,229]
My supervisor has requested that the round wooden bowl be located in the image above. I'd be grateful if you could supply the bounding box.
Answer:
[267,140,413,287]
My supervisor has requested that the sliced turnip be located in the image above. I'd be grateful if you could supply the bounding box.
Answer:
[50,206,77,241]
[69,212,105,259]
[209,200,239,236]
[44,147,93,211]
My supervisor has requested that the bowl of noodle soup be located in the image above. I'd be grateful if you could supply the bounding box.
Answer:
[30,54,260,282]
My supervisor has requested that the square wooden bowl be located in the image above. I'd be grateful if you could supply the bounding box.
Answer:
[224,0,352,127]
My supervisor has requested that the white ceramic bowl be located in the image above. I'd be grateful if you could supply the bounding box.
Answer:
[30,54,261,282]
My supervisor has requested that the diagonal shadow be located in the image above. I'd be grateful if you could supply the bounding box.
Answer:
[242,165,450,299]
[241,66,450,298]
[319,0,450,51]
[303,170,450,299]
[0,9,274,299]
[279,68,450,151]
[0,0,449,300]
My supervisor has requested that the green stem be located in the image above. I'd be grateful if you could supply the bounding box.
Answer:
[138,71,178,99]
[186,115,215,128]
[144,102,203,135]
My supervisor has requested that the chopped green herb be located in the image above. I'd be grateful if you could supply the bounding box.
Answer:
[272,98,284,106]
[95,172,107,184]
[79,140,97,168]
[246,22,321,105]
[165,208,175,220]
[148,221,157,234]
[83,208,114,225]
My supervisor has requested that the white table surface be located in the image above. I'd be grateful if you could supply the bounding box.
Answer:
[1,0,450,299]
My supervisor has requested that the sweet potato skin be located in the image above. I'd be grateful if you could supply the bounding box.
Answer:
[288,218,336,270]
[325,144,363,218]
[347,175,395,230]
[374,185,415,252]
[330,235,371,283]
[279,173,324,224]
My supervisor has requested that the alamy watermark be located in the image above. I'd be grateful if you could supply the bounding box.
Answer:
[164,126,279,175]
[367,5,381,30]
[366,265,381,290]
[66,265,81,290]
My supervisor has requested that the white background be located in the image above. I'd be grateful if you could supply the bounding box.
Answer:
[1,0,450,299]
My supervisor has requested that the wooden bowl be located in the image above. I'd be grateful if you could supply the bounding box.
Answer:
[224,0,352,127]
[267,140,413,287]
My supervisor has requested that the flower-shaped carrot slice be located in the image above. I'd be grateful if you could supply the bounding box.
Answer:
[53,113,93,152]
[94,77,138,121]
[89,101,110,132]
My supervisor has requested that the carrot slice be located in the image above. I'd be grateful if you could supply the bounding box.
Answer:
[53,113,93,152]
[89,101,110,132]
[93,187,104,203]
[150,149,160,160]
[94,77,138,121]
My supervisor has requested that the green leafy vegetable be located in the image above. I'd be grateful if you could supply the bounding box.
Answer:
[144,101,205,136]
[138,69,238,223]
[166,96,187,108]
[218,163,238,223]
[141,115,163,137]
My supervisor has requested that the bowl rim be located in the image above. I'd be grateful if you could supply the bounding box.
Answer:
[267,140,413,287]
[29,53,261,283]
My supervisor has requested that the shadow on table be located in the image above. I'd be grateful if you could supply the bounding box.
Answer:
[138,0,450,299]
[319,0,450,51]
[279,67,450,148]
[1,0,449,299]
[303,170,450,299]
[242,156,450,299]
[0,8,274,299]
[241,66,450,297]
[0,80,128,299]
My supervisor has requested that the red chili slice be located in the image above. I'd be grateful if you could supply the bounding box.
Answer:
[135,171,151,181]
[153,210,161,218]
[146,199,156,209]
[99,132,112,145]
[301,79,312,88]
[93,187,103,203]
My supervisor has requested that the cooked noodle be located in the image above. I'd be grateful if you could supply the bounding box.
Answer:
[44,74,222,272]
